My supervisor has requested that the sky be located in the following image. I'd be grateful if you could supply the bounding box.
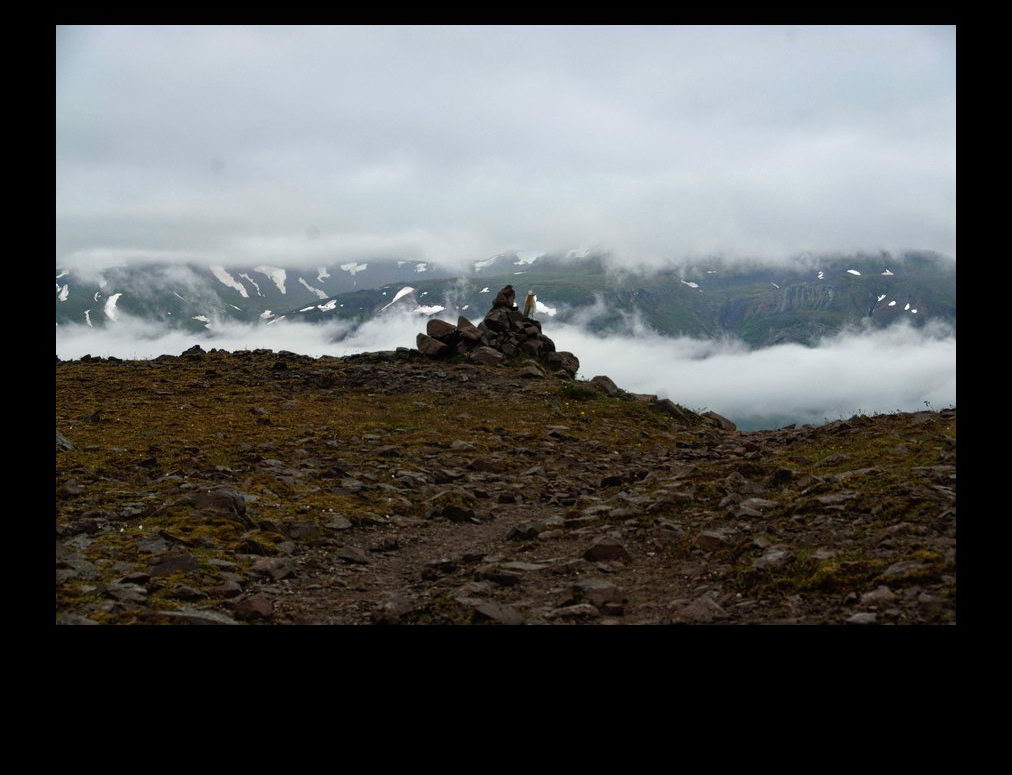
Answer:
[56,25,956,274]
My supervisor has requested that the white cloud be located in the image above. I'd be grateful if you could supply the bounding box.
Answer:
[57,26,955,273]
[55,307,955,430]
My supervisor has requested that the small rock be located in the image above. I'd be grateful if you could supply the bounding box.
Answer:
[336,546,371,565]
[583,536,631,562]
[233,595,274,621]
[860,586,899,607]
[845,612,878,625]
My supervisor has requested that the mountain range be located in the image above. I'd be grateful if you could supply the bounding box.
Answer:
[56,250,955,348]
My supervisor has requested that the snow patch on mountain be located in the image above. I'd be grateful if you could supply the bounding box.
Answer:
[681,280,700,289]
[340,262,368,276]
[847,269,862,276]
[239,273,263,297]
[104,293,123,321]
[416,304,445,314]
[415,263,428,273]
[254,266,287,294]
[210,265,249,298]
[317,300,337,312]
[84,309,93,327]
[473,257,497,271]
[882,269,895,276]
[317,266,330,283]
[192,315,211,328]
[515,251,542,265]
[260,310,274,319]
[381,286,416,311]
[58,284,69,301]
[298,277,328,299]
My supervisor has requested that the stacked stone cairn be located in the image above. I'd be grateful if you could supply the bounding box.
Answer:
[415,284,580,379]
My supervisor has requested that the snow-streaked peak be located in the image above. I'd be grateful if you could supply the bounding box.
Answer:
[381,286,416,311]
[104,293,123,321]
[340,262,368,275]
[254,265,287,294]
[298,277,328,299]
[239,273,263,297]
[515,251,542,265]
[210,265,249,297]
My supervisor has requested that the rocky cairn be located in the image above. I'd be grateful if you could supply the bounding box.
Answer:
[416,284,580,379]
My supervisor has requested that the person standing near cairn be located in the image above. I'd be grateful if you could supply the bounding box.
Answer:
[523,289,536,319]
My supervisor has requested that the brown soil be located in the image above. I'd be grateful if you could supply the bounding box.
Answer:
[55,348,956,625]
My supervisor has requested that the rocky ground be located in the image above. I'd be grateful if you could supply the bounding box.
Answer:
[55,345,956,625]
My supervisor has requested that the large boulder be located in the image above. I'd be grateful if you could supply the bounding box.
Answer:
[417,333,450,358]
[546,351,580,377]
[426,319,459,343]
[590,376,620,397]
[484,307,510,333]
[492,285,516,309]
[457,316,482,342]
[469,347,505,365]
[703,411,736,431]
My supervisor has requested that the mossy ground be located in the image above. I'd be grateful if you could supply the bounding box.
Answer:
[56,350,955,625]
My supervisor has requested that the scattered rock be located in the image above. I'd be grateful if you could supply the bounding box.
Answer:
[583,536,631,562]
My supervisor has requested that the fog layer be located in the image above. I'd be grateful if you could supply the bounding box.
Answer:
[55,312,955,430]
[57,25,956,273]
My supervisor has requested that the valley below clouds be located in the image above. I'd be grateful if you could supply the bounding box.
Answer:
[55,313,955,431]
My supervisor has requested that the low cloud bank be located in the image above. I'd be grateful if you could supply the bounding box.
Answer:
[56,314,955,430]
[548,318,956,428]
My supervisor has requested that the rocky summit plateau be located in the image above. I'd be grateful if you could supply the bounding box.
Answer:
[55,287,957,625]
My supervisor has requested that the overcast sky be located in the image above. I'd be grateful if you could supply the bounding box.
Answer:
[56,25,956,273]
